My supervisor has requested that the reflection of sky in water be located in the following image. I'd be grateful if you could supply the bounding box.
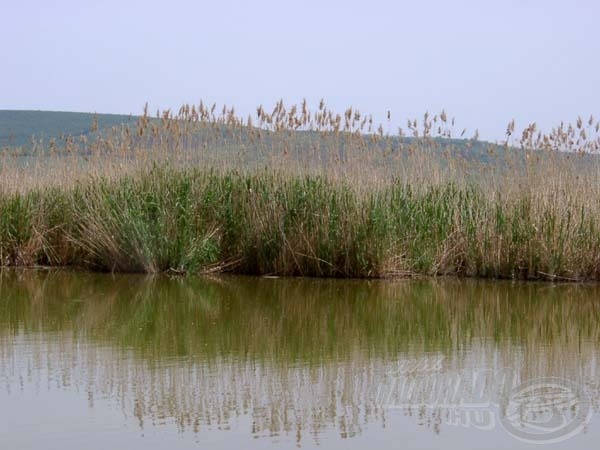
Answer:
[0,271,599,449]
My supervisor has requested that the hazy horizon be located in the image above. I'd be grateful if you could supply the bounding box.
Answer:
[2,0,599,141]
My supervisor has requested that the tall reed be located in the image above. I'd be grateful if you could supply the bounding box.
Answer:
[1,101,600,279]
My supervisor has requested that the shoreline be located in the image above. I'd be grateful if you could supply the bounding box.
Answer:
[3,167,600,282]
[0,265,594,283]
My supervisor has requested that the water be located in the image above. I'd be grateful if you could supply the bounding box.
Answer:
[0,271,599,449]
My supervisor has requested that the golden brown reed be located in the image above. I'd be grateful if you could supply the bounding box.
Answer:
[1,101,600,279]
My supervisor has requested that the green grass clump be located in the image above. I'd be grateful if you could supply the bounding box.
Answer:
[2,166,600,280]
[0,189,71,266]
[71,169,220,273]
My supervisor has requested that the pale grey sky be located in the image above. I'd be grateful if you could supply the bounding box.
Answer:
[1,0,598,140]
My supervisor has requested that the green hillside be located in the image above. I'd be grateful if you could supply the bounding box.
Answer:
[0,109,503,158]
[0,110,137,148]
[2,110,588,171]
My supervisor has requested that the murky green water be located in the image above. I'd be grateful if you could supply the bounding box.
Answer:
[1,271,599,449]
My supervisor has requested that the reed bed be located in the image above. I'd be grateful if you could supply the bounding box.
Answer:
[1,101,600,279]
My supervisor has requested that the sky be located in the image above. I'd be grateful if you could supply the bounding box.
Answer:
[1,0,599,141]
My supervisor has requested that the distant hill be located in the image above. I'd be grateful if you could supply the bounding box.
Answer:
[0,110,499,158]
[3,110,593,172]
[0,110,137,148]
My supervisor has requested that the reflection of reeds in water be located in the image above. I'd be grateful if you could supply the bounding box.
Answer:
[0,271,599,441]
[1,337,385,442]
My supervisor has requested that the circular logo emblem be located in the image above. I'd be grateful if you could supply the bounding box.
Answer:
[500,377,592,444]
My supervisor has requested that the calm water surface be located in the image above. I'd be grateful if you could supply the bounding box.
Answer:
[0,271,599,449]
